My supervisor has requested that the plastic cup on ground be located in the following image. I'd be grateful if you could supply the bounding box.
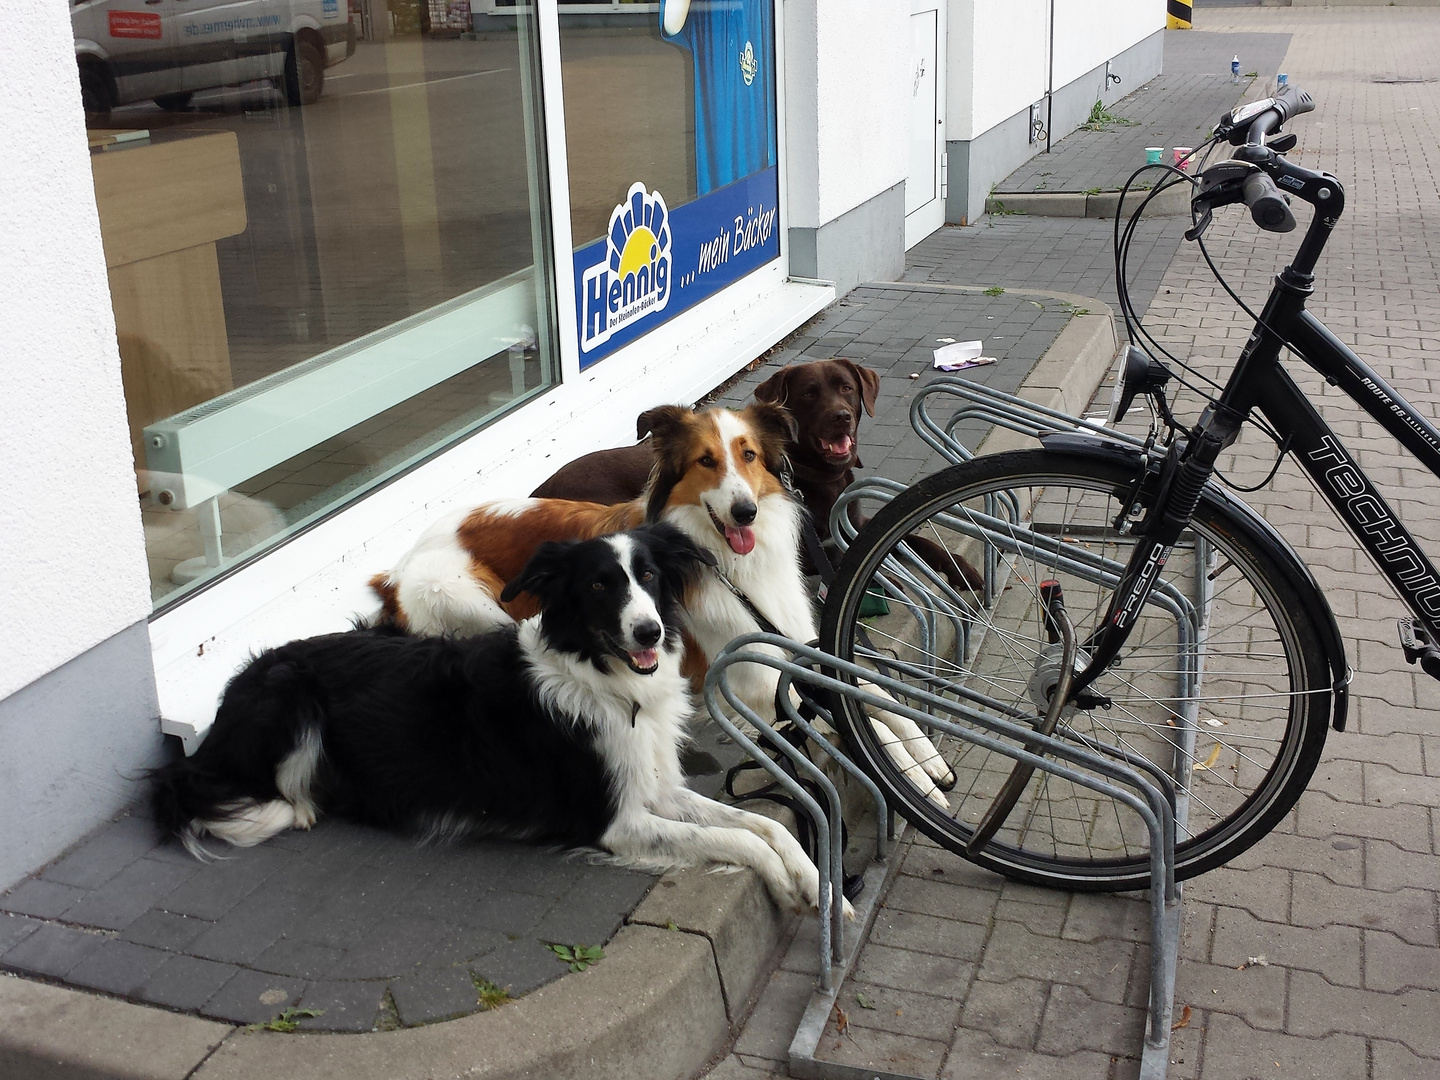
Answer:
[1145,147,1163,165]
[1173,146,1193,170]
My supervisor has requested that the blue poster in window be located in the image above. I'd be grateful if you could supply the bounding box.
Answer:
[574,168,780,368]
[660,0,778,195]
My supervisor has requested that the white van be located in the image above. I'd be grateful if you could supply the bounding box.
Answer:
[72,0,356,113]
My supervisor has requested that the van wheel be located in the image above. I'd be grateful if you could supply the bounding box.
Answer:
[284,39,325,106]
[78,61,115,116]
[154,92,194,112]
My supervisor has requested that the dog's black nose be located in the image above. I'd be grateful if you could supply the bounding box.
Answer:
[731,501,757,526]
[835,408,853,425]
[633,620,662,648]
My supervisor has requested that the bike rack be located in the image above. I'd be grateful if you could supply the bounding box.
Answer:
[703,378,1207,1080]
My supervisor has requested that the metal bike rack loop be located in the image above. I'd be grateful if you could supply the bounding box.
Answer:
[708,378,1210,1079]
[703,634,1181,1072]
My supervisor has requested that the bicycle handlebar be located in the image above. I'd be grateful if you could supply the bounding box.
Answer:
[1221,84,1316,146]
[1188,84,1332,241]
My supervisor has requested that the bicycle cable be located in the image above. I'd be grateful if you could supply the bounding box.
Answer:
[1112,150,1238,410]
[1113,152,1226,394]
[1112,135,1296,453]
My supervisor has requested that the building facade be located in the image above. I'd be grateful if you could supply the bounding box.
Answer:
[1,0,1163,890]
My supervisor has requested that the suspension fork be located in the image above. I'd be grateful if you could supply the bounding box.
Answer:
[1068,410,1244,700]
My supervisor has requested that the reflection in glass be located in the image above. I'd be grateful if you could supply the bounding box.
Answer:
[558,2,697,245]
[74,0,557,607]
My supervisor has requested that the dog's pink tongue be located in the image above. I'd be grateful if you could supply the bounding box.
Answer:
[820,435,854,459]
[630,649,658,671]
[725,526,756,555]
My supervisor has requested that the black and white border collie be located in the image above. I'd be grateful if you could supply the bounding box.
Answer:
[368,404,956,809]
[151,524,840,915]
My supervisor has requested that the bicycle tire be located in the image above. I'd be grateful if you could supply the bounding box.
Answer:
[818,449,1331,892]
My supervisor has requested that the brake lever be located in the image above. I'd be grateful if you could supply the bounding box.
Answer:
[1186,160,1260,241]
[1185,204,1213,241]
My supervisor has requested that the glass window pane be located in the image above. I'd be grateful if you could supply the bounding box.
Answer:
[74,0,558,609]
[557,0,781,368]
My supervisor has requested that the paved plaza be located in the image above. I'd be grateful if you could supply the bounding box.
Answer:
[705,10,1440,1080]
[4,8,1440,1080]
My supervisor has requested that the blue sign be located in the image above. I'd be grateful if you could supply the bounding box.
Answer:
[574,167,780,369]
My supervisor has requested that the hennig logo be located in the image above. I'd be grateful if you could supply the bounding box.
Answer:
[580,183,672,353]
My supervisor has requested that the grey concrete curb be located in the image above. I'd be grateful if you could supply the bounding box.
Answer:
[985,182,1190,219]
[0,866,794,1080]
[0,289,1113,1080]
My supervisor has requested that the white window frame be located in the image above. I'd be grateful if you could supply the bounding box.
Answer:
[148,0,833,748]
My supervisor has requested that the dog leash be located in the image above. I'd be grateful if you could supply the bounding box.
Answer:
[778,456,837,593]
[709,563,786,638]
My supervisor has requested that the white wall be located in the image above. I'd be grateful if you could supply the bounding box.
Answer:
[0,3,152,701]
[949,0,1165,141]
[1053,0,1167,88]
[952,0,1050,142]
[785,0,910,230]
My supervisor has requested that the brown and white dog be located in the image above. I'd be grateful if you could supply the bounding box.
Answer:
[371,403,955,806]
[531,359,981,589]
[528,358,878,546]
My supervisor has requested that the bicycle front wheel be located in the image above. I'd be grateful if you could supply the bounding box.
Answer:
[819,449,1332,891]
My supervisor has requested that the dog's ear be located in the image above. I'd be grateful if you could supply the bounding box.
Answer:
[752,366,793,407]
[836,358,881,417]
[742,401,798,475]
[639,405,696,455]
[500,540,575,606]
[639,523,717,597]
[635,405,677,441]
[641,406,697,522]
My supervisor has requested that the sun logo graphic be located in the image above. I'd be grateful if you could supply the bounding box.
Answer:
[580,183,672,353]
[739,41,758,87]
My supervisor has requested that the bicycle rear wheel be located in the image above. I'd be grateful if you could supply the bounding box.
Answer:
[819,449,1332,891]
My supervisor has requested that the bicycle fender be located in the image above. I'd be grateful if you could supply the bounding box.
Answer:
[1040,432,1351,730]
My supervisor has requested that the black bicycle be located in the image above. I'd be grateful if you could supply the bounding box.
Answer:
[819,85,1433,892]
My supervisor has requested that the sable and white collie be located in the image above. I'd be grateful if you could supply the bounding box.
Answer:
[370,404,955,807]
[150,526,840,915]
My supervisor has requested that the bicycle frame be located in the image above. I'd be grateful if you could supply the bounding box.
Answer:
[1247,307,1440,647]
[1084,153,1440,696]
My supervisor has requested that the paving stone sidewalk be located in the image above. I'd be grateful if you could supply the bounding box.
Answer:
[0,756,701,1031]
[703,10,1440,1080]
[0,290,1080,1043]
[1133,9,1440,1078]
[707,286,1076,486]
[997,28,1292,197]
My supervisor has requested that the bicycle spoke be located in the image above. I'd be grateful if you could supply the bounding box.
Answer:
[821,451,1329,891]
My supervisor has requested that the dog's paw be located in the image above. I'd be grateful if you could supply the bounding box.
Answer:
[913,748,957,791]
[792,867,857,921]
[810,891,856,922]
[793,866,821,911]
[925,784,951,812]
[291,802,317,830]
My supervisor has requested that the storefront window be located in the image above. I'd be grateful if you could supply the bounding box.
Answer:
[557,0,780,367]
[73,0,558,608]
